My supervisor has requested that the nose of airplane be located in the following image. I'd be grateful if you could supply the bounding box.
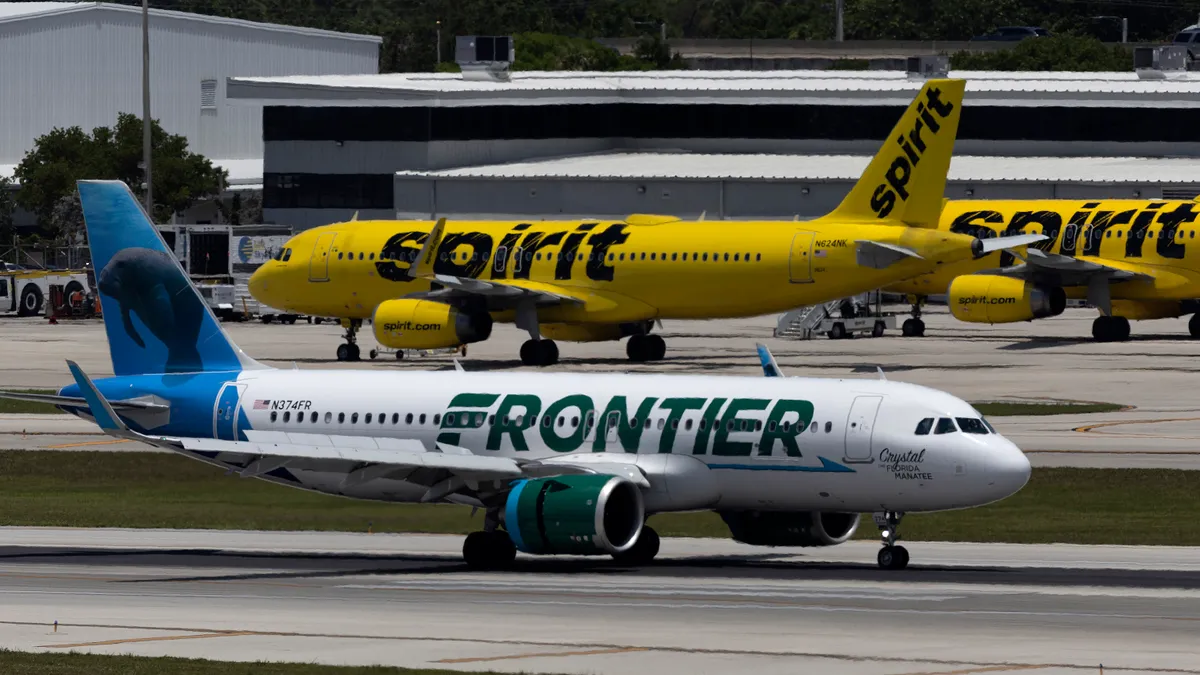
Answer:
[248,264,275,304]
[982,436,1032,502]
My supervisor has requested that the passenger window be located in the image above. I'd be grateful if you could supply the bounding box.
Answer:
[358,252,364,260]
[671,419,679,430]
[914,418,934,435]
[699,420,707,431]
[405,413,413,424]
[324,412,332,423]
[671,253,678,261]
[351,413,358,424]
[640,253,646,260]
[619,253,625,261]
[684,419,693,430]
[475,413,484,426]
[782,421,791,432]
[392,413,399,424]
[702,253,708,261]
[378,413,385,424]
[270,411,277,423]
[824,421,832,433]
[310,412,317,422]
[433,414,441,425]
[542,416,552,428]
[338,252,343,260]
[489,415,496,425]
[657,418,665,430]
[934,417,957,434]
[809,422,817,433]
[419,414,426,424]
[744,252,750,261]
[956,417,989,435]
[369,253,375,260]
[365,413,372,424]
[338,413,345,423]
[650,253,656,261]
[572,416,580,428]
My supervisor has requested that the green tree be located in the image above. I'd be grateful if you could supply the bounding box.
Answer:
[14,114,227,232]
[951,34,1132,71]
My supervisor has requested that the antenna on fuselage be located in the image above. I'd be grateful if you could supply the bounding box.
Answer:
[350,211,359,222]
[698,210,706,221]
[876,366,887,381]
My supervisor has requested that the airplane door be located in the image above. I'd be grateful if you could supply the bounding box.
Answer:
[214,383,246,440]
[844,395,882,463]
[604,411,621,446]
[309,233,337,282]
[789,232,815,283]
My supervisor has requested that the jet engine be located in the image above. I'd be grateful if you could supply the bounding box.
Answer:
[503,475,644,555]
[372,299,492,350]
[718,510,860,547]
[948,275,1066,324]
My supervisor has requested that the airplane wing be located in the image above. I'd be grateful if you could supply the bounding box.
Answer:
[981,248,1152,286]
[0,389,169,412]
[414,275,588,306]
[856,233,1047,270]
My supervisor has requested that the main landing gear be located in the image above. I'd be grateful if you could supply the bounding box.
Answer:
[901,296,926,337]
[1191,313,1200,338]
[463,508,517,570]
[520,339,559,367]
[1092,315,1131,342]
[626,334,666,362]
[612,526,660,566]
[335,319,363,361]
[874,511,909,570]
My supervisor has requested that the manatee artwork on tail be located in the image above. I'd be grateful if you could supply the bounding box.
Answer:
[97,247,205,372]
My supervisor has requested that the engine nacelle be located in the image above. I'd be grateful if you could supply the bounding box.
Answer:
[948,275,1066,324]
[372,299,492,350]
[718,510,860,547]
[503,475,644,555]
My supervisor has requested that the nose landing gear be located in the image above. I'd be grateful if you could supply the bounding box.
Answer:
[874,511,909,570]
[626,334,666,362]
[336,319,363,361]
[900,297,926,337]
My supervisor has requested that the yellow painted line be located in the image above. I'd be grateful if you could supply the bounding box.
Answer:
[43,439,132,449]
[893,665,1050,675]
[40,631,255,649]
[436,646,648,664]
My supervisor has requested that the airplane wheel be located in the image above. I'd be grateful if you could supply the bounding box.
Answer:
[1191,314,1200,338]
[336,344,350,361]
[626,335,646,362]
[877,545,909,570]
[646,335,666,361]
[912,319,925,337]
[395,351,405,360]
[463,531,516,571]
[540,340,559,366]
[1093,316,1130,342]
[369,349,379,360]
[348,344,361,361]
[613,526,660,566]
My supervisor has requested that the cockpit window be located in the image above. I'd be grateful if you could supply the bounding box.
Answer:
[956,417,989,435]
[914,418,934,435]
[282,248,292,262]
[934,417,957,435]
[981,417,997,433]
[273,248,284,261]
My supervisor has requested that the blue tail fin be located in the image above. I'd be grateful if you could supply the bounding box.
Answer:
[77,180,263,376]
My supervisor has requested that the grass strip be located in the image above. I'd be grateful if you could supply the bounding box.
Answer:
[0,451,1197,546]
[972,401,1125,416]
[0,389,60,415]
[0,650,532,675]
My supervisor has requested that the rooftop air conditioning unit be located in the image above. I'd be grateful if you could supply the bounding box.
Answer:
[906,55,949,80]
[1135,45,1188,80]
[456,36,515,82]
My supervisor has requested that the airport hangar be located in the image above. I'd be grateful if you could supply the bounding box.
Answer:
[228,67,1200,230]
[0,1,380,224]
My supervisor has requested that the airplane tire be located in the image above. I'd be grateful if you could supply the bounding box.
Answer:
[463,531,516,571]
[913,319,925,337]
[1093,316,1130,342]
[520,340,538,366]
[336,344,350,361]
[1191,314,1200,338]
[626,335,649,362]
[877,545,909,570]
[539,340,559,366]
[613,526,660,566]
[646,335,666,361]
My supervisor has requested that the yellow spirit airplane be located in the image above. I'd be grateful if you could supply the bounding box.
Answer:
[886,198,1200,342]
[250,79,1043,365]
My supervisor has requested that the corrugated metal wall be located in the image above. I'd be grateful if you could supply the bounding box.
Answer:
[0,7,378,165]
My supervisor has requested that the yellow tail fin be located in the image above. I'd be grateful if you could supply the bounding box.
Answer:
[828,78,964,227]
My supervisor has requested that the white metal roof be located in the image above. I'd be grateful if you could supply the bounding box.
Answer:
[395,153,1200,185]
[1,157,262,186]
[0,2,381,42]
[227,69,1200,108]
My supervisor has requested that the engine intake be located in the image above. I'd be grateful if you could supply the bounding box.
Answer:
[948,275,1066,324]
[718,510,860,547]
[373,299,492,350]
[504,475,644,555]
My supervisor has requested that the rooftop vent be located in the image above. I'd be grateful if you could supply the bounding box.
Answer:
[1135,45,1188,80]
[906,55,949,80]
[456,36,515,82]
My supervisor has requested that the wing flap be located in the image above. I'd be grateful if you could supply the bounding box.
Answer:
[856,240,922,269]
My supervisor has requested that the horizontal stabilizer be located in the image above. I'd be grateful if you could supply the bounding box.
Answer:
[856,240,923,269]
[977,233,1047,254]
[0,390,167,411]
[65,360,127,433]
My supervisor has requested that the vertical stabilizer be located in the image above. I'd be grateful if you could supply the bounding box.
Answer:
[77,180,265,376]
[828,79,965,227]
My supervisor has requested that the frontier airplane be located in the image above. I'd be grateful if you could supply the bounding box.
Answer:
[0,180,1031,571]
[249,79,1044,365]
[887,198,1200,341]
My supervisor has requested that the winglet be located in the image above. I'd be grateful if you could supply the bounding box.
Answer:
[452,358,465,372]
[65,360,127,433]
[409,217,447,279]
[977,233,1048,255]
[756,343,784,378]
[876,366,887,381]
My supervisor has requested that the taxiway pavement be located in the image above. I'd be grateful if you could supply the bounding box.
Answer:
[0,528,1196,675]
[5,308,1200,468]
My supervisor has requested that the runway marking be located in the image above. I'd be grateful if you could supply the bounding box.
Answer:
[1073,416,1200,435]
[895,665,1050,675]
[43,439,132,449]
[436,646,648,664]
[40,631,256,649]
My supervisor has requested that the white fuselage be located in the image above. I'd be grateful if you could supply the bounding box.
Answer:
[188,368,1031,514]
